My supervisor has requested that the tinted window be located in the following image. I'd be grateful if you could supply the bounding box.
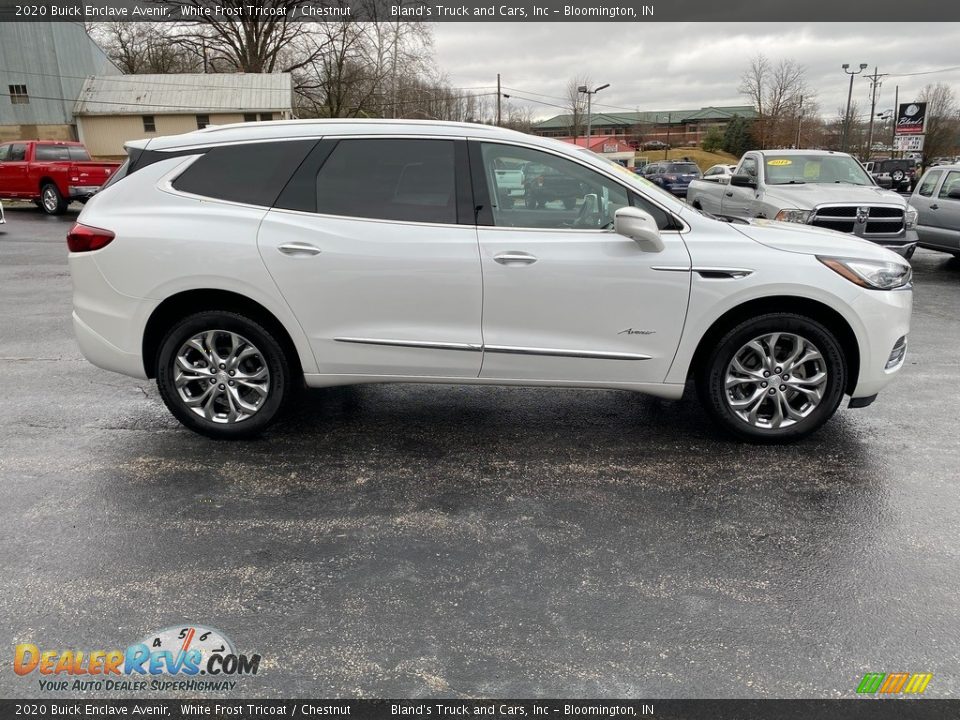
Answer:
[314,139,457,224]
[173,140,316,207]
[741,157,758,177]
[665,163,699,174]
[917,170,942,197]
[35,145,84,161]
[0,144,8,162]
[9,144,26,161]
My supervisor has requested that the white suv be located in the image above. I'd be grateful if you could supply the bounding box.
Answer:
[69,120,912,442]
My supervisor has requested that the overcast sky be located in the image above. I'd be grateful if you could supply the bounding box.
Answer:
[432,22,960,121]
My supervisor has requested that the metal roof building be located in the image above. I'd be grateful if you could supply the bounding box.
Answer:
[73,73,295,157]
[0,23,119,142]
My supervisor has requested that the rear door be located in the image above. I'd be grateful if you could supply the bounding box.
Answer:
[258,136,484,379]
[924,170,960,252]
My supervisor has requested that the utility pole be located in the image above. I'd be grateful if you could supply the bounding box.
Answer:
[795,95,803,148]
[864,66,886,160]
[892,85,899,158]
[842,63,868,152]
[578,83,610,145]
[496,74,501,126]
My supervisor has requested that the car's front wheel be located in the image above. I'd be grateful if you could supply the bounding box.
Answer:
[156,311,292,439]
[697,314,847,442]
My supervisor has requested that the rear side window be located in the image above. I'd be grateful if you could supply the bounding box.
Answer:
[172,140,316,207]
[0,144,8,162]
[35,145,72,161]
[9,144,26,161]
[314,139,457,224]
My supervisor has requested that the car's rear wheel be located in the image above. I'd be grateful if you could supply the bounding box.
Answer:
[697,314,847,443]
[156,311,292,439]
[40,183,67,215]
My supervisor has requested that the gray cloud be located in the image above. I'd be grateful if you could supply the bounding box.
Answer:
[432,22,960,120]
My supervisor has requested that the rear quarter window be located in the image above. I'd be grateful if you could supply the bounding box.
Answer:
[172,140,317,207]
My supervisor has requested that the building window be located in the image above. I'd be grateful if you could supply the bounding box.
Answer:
[9,84,29,105]
[142,115,156,132]
[196,114,210,129]
[259,113,274,122]
[243,113,257,123]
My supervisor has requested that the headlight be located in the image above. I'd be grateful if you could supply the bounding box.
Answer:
[905,204,918,230]
[818,256,912,290]
[775,209,812,224]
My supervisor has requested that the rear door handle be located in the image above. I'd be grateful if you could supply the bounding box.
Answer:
[278,242,322,256]
[494,251,538,266]
[930,204,939,210]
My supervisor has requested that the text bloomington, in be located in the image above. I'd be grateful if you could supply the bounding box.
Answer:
[391,3,650,17]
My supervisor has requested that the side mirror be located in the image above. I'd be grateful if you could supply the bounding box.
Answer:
[947,187,960,200]
[730,174,757,188]
[614,206,665,253]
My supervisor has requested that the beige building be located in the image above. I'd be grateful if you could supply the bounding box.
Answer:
[74,73,294,159]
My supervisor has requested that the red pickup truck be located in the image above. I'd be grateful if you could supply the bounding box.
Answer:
[0,140,120,215]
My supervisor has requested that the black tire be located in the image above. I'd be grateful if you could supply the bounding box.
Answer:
[40,183,68,215]
[696,313,847,443]
[156,311,292,439]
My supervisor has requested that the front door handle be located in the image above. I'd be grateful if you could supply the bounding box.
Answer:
[278,242,322,256]
[494,251,538,266]
[930,203,939,210]
[725,191,734,197]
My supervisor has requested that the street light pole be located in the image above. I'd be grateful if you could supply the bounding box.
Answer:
[842,63,868,153]
[578,83,610,145]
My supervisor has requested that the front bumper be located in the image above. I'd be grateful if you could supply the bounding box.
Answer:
[848,287,912,399]
[868,229,918,258]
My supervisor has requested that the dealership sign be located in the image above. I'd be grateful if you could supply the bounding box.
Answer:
[895,135,925,152]
[895,102,927,135]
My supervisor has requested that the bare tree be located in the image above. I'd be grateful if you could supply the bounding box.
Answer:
[91,23,202,73]
[919,83,959,164]
[739,54,811,148]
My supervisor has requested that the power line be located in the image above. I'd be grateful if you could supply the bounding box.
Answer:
[886,65,960,78]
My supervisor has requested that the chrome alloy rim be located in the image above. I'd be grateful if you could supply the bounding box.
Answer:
[42,186,58,212]
[174,330,270,424]
[724,333,828,430]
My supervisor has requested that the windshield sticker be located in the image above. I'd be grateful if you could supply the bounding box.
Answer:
[767,159,792,166]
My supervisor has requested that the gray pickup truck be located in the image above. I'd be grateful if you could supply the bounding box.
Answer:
[687,149,918,258]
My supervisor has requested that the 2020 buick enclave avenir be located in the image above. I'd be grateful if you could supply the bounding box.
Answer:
[69,120,912,442]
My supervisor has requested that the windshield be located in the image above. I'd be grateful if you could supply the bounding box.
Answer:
[764,154,873,186]
[666,163,699,174]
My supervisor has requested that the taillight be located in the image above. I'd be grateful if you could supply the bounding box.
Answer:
[67,223,115,253]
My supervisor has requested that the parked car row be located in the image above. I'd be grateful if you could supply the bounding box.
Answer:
[638,161,702,197]
[0,140,119,215]
[864,158,917,192]
[686,149,918,258]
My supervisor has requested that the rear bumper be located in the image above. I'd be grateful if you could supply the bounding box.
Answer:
[73,311,147,379]
[68,185,101,199]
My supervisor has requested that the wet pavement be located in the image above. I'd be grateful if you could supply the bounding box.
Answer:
[1,206,958,699]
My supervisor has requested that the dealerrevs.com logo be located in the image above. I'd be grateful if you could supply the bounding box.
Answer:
[14,625,261,692]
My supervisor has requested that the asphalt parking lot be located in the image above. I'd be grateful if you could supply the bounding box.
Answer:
[1,205,959,699]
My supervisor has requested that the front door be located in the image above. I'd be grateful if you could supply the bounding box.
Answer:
[0,143,29,197]
[258,137,484,379]
[471,141,691,386]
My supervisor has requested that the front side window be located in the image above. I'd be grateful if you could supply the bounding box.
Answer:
[740,157,758,177]
[939,171,960,199]
[0,144,9,162]
[314,139,457,225]
[9,143,26,161]
[479,143,630,230]
[917,170,943,197]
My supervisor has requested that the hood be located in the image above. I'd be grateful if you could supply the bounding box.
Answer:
[731,218,908,264]
[762,182,906,209]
